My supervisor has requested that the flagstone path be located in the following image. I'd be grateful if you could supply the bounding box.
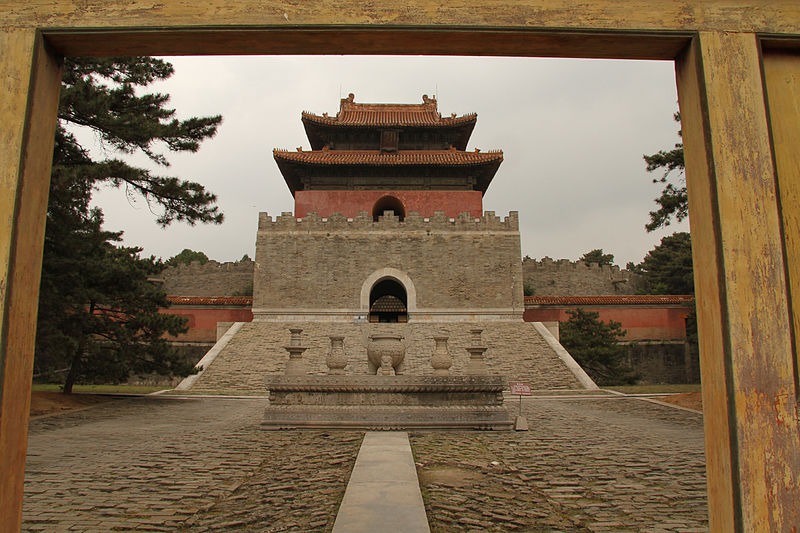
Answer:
[23,394,706,532]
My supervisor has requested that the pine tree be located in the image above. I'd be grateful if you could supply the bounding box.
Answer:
[580,249,614,266]
[638,232,694,295]
[559,309,637,385]
[165,248,210,267]
[643,112,686,232]
[35,57,222,393]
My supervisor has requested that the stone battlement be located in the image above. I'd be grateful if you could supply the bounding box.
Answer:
[161,259,254,297]
[522,257,646,296]
[257,210,519,232]
[526,257,627,274]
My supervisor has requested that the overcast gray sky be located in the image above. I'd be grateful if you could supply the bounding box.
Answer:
[88,55,687,267]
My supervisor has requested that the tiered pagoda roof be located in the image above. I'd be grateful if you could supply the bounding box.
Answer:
[274,94,502,195]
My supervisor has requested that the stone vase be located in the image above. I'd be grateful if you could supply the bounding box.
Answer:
[431,336,452,376]
[326,336,347,375]
[367,334,405,375]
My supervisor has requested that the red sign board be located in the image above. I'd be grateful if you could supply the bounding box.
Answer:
[509,381,532,396]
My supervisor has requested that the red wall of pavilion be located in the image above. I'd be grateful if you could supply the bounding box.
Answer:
[524,306,690,341]
[294,190,483,218]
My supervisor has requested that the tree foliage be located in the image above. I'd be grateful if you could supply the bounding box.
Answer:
[166,248,210,267]
[637,232,696,344]
[643,112,687,232]
[580,249,614,266]
[35,57,222,393]
[638,232,694,295]
[57,57,223,226]
[559,309,637,385]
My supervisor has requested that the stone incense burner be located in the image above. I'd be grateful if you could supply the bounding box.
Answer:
[366,334,405,375]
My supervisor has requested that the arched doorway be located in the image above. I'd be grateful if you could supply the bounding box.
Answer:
[369,278,408,323]
[372,195,406,221]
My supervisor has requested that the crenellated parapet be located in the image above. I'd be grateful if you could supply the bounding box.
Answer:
[522,257,646,296]
[258,210,519,232]
[161,259,255,297]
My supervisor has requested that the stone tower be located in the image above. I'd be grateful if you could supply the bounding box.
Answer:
[184,95,590,395]
[256,93,522,323]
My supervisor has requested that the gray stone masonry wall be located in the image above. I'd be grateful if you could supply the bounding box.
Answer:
[254,210,523,311]
[189,321,583,394]
[161,259,254,296]
[625,342,701,384]
[523,257,646,296]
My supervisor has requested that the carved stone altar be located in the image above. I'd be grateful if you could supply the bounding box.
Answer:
[263,375,513,430]
[264,326,513,430]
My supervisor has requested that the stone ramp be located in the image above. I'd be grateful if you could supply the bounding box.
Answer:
[187,321,586,394]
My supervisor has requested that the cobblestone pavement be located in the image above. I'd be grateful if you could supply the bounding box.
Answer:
[24,397,362,532]
[24,395,707,532]
[411,397,707,532]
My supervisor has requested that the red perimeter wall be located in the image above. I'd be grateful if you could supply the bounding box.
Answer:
[160,306,253,343]
[295,190,483,218]
[524,306,690,341]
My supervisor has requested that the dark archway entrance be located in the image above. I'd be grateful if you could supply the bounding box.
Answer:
[369,278,408,322]
[372,195,406,221]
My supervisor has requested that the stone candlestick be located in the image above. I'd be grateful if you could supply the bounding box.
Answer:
[466,328,488,375]
[284,328,307,376]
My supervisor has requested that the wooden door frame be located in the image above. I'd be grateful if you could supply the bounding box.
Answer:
[2,4,799,531]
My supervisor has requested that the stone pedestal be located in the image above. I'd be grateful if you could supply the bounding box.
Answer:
[466,329,488,376]
[263,375,513,430]
[283,328,307,376]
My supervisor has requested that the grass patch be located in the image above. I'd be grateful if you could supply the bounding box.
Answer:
[31,383,164,394]
[605,383,701,394]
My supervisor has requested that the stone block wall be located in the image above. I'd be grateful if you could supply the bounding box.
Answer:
[188,321,583,394]
[523,257,646,296]
[161,259,254,296]
[253,211,523,314]
[624,342,700,384]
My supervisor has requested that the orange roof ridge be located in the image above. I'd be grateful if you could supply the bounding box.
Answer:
[302,93,477,127]
[524,295,694,305]
[273,149,503,165]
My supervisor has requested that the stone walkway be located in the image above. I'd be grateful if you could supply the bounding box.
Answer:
[23,395,707,532]
[411,398,707,532]
[24,397,362,532]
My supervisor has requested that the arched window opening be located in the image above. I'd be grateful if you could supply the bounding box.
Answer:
[372,195,406,222]
[369,278,408,323]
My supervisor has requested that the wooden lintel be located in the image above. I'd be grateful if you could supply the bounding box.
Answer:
[42,27,690,60]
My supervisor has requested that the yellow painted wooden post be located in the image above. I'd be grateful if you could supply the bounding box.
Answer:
[0,31,61,532]
[763,50,800,395]
[675,33,800,532]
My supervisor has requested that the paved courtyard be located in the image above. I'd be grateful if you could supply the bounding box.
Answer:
[23,395,707,532]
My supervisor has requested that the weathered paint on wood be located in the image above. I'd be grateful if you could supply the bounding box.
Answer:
[1,2,799,532]
[676,33,800,532]
[1,0,799,34]
[0,31,61,533]
[763,50,800,399]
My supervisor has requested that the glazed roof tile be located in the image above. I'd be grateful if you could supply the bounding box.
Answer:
[302,109,477,127]
[273,149,503,166]
[167,296,253,306]
[525,295,694,306]
[302,93,476,128]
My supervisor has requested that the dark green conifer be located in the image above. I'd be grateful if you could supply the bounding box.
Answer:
[35,57,222,393]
